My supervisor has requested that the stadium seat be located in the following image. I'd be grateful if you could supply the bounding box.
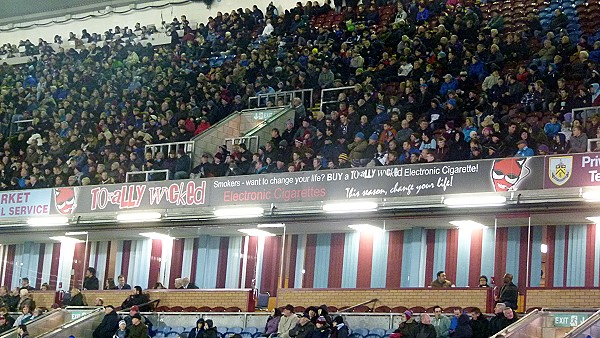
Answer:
[352,328,369,337]
[390,306,408,313]
[242,327,259,335]
[226,306,242,312]
[217,327,228,336]
[228,327,243,334]
[364,334,383,338]
[198,306,211,312]
[184,306,198,312]
[211,306,226,312]
[369,328,386,336]
[374,305,391,313]
[409,306,426,313]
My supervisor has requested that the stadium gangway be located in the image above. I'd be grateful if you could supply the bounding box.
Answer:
[248,89,313,109]
[320,86,355,112]
[145,141,194,158]
[0,307,101,338]
[125,169,170,183]
[490,308,597,338]
[224,136,261,153]
[38,307,106,338]
[564,308,600,338]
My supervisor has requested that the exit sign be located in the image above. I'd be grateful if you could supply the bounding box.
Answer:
[554,314,590,327]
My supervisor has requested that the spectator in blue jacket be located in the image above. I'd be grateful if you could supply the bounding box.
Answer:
[544,114,562,138]
[440,74,459,97]
[515,140,535,157]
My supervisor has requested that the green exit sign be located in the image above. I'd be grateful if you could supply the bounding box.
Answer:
[554,314,590,327]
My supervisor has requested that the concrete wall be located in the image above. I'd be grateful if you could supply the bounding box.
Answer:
[276,288,491,312]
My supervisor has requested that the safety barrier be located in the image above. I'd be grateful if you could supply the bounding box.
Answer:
[248,89,313,109]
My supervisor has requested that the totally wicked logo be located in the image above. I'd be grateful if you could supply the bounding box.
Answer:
[54,187,78,214]
[88,180,207,211]
[491,158,529,192]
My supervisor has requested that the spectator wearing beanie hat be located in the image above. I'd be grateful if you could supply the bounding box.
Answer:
[313,316,331,338]
[348,132,368,161]
[338,153,350,169]
[114,320,128,338]
[392,310,416,337]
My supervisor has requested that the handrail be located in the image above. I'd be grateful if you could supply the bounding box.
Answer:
[337,298,379,313]
[0,307,63,338]
[244,107,292,136]
[145,141,194,157]
[564,308,600,337]
[191,110,243,142]
[320,85,354,108]
[572,106,600,122]
[120,298,161,312]
[42,307,104,334]
[125,169,169,182]
[489,309,540,338]
[248,89,313,109]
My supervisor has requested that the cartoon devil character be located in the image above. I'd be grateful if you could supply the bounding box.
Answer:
[54,187,77,215]
[491,158,527,192]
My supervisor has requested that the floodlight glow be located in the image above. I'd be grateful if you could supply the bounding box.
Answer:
[238,229,275,237]
[449,220,486,230]
[213,207,264,219]
[583,191,600,202]
[257,223,286,228]
[65,231,88,236]
[49,236,84,243]
[139,232,174,240]
[348,224,385,232]
[322,201,378,213]
[28,216,69,227]
[116,212,162,222]
[444,195,506,207]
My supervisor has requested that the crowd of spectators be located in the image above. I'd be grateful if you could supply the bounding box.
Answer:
[264,302,517,338]
[1,0,600,187]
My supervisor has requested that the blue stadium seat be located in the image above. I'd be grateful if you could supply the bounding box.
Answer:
[369,329,386,336]
[229,327,243,334]
[242,327,259,335]
[159,326,172,334]
[171,326,185,334]
[352,328,369,337]
[384,329,394,335]
[218,327,229,335]
[364,334,383,338]
[166,333,180,338]
[240,332,254,338]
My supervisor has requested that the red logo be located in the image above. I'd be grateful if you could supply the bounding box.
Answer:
[54,187,77,214]
[491,158,527,192]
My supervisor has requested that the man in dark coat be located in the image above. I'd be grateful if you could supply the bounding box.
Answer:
[409,314,436,338]
[83,267,99,290]
[497,273,519,309]
[93,306,120,338]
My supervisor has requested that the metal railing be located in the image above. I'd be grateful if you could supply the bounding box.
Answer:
[125,169,169,182]
[565,308,600,337]
[320,86,354,112]
[224,136,261,153]
[572,106,600,122]
[248,89,313,109]
[145,141,194,157]
[338,298,380,313]
[588,138,600,152]
[11,118,33,135]
[489,309,541,338]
